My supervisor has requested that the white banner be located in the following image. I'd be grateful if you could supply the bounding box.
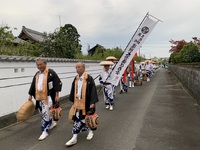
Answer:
[107,15,158,86]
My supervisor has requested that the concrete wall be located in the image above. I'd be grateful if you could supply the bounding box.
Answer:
[169,65,200,104]
[0,59,102,118]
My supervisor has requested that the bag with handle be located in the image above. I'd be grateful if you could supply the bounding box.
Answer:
[50,102,62,121]
[85,112,99,130]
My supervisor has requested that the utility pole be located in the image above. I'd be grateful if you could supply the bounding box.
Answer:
[139,46,142,57]
[59,15,61,27]
[87,43,90,51]
[139,46,141,57]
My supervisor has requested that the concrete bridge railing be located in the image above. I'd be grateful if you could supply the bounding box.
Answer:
[169,64,200,104]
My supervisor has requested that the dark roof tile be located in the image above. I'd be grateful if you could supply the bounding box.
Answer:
[0,55,100,63]
[18,26,45,42]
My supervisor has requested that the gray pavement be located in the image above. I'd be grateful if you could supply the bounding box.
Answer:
[0,68,200,150]
[134,69,200,150]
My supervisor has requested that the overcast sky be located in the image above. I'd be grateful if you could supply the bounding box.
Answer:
[1,0,199,58]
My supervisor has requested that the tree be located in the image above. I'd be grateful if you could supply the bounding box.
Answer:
[0,25,14,52]
[181,42,200,63]
[169,39,200,63]
[0,25,43,56]
[169,52,182,63]
[103,47,123,59]
[75,47,123,60]
[169,39,187,53]
[134,56,144,63]
[41,24,81,58]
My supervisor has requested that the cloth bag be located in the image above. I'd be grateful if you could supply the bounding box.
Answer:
[50,102,62,121]
[85,113,99,130]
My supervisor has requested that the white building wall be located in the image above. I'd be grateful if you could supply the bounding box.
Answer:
[0,60,102,117]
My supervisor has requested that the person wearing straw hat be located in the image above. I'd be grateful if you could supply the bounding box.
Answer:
[105,56,117,62]
[150,61,155,75]
[65,62,99,147]
[139,62,146,80]
[145,61,151,82]
[149,61,155,76]
[105,56,117,97]
[99,60,115,111]
[28,58,62,141]
[127,65,134,88]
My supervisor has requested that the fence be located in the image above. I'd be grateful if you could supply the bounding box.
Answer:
[0,56,102,117]
[169,64,200,104]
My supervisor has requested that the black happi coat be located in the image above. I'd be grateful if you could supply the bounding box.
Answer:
[29,69,62,108]
[69,74,99,120]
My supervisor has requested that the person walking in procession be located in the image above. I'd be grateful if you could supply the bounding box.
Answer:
[65,62,99,147]
[145,61,151,82]
[127,66,134,88]
[99,61,115,110]
[105,56,117,98]
[28,58,62,141]
[119,69,128,93]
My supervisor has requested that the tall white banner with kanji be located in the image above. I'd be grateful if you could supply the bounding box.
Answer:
[107,14,159,86]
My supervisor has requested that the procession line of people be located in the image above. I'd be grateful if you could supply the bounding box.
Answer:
[26,57,159,147]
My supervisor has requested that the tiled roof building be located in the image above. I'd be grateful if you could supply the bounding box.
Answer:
[88,44,105,56]
[18,26,45,43]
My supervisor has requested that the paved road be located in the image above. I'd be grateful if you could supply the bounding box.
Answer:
[0,68,200,150]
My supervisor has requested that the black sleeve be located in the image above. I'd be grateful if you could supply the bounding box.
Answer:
[28,74,36,97]
[88,75,99,104]
[50,69,62,92]
[69,78,76,102]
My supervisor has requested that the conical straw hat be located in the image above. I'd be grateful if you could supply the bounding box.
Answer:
[99,61,114,66]
[140,62,145,65]
[106,56,117,61]
[17,100,35,122]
